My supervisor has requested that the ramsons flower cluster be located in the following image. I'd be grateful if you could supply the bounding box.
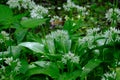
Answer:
[7,0,36,10]
[0,31,10,43]
[63,0,88,16]
[61,51,79,64]
[0,57,21,80]
[105,8,120,23]
[7,0,48,19]
[78,27,120,49]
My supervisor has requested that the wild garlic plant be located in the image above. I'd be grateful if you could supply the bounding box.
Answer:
[42,30,71,54]
[0,57,21,80]
[61,51,80,72]
[105,8,120,26]
[103,27,120,44]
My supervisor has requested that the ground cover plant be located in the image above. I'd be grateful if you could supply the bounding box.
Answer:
[0,0,120,80]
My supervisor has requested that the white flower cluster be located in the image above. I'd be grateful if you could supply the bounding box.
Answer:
[0,57,21,73]
[103,27,120,43]
[0,31,10,43]
[45,30,69,41]
[4,57,21,72]
[86,28,100,36]
[101,71,116,80]
[0,57,21,80]
[105,8,120,23]
[63,0,76,11]
[30,5,48,19]
[62,51,79,64]
[63,0,88,16]
[78,28,101,49]
[78,36,96,49]
[7,0,36,10]
[78,27,120,49]
[7,0,48,19]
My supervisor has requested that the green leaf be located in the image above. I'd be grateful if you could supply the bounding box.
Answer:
[7,46,22,58]
[81,59,102,80]
[15,28,28,43]
[19,42,45,54]
[63,19,73,33]
[0,5,13,27]
[0,4,13,21]
[116,68,120,80]
[58,70,81,80]
[20,59,29,74]
[0,51,9,57]
[26,61,59,79]
[21,18,46,28]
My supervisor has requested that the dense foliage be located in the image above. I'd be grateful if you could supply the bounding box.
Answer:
[0,0,120,80]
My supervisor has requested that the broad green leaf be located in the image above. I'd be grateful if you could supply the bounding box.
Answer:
[19,42,45,54]
[7,46,22,58]
[34,61,50,68]
[0,5,13,27]
[81,59,102,80]
[58,70,81,80]
[21,18,46,28]
[26,61,59,79]
[20,59,29,74]
[15,28,28,43]
[0,4,13,21]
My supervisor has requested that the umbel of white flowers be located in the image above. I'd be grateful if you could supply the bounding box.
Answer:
[7,0,36,10]
[7,0,48,19]
[0,31,10,43]
[105,8,120,23]
[62,51,79,64]
[63,0,88,16]
[30,5,48,19]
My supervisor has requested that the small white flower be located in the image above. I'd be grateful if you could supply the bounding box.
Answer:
[0,31,11,44]
[71,56,79,64]
[1,31,9,37]
[4,57,13,65]
[57,7,61,10]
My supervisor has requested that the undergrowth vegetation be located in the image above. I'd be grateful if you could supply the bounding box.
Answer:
[0,0,120,80]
